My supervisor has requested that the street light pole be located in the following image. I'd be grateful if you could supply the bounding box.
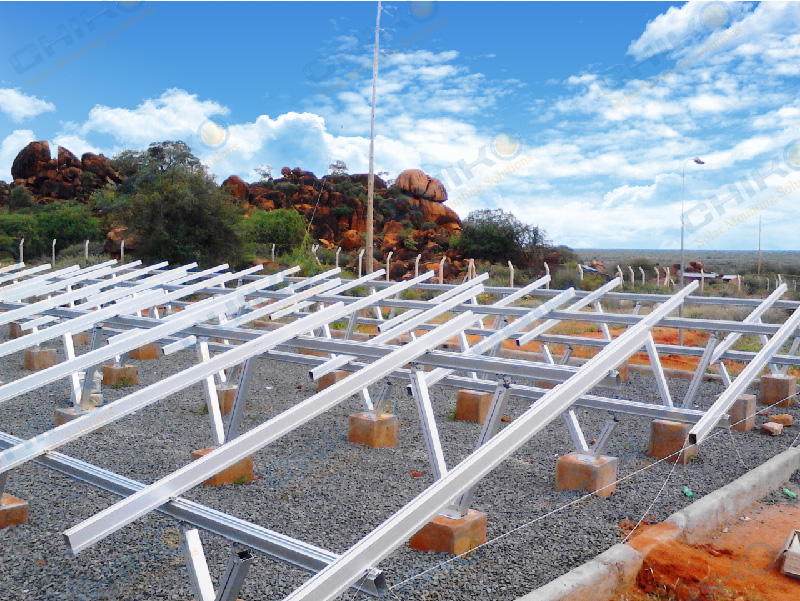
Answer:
[680,156,704,346]
[680,157,705,290]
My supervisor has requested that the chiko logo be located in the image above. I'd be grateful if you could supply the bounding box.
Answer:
[684,138,800,233]
[9,1,145,75]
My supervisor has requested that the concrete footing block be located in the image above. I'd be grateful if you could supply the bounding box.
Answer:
[409,509,487,555]
[8,322,27,339]
[317,370,349,392]
[190,448,254,486]
[727,393,756,432]
[24,348,57,371]
[129,343,160,360]
[0,494,29,529]
[555,453,618,497]
[760,374,797,407]
[55,406,105,430]
[216,385,238,415]
[348,412,398,448]
[455,389,493,424]
[101,364,139,387]
[647,420,698,464]
[71,331,91,346]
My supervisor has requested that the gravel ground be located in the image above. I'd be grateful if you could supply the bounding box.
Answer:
[1,326,799,601]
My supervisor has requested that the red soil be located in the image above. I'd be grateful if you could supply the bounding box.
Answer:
[617,502,800,601]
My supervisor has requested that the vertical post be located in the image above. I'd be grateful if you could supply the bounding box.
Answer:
[508,261,514,288]
[335,247,341,268]
[617,265,624,284]
[52,239,56,265]
[654,266,660,286]
[577,264,583,281]
[271,243,276,263]
[439,256,445,284]
[700,269,705,293]
[84,240,90,261]
[19,238,24,264]
[365,1,382,273]
[358,249,365,278]
[757,215,762,275]
[738,274,742,292]
[628,265,635,285]
[544,262,550,288]
[639,266,646,285]
[120,240,125,263]
[415,254,421,278]
[385,251,393,281]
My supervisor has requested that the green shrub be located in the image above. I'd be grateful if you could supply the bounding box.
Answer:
[0,213,43,255]
[38,202,102,245]
[455,209,548,264]
[274,182,299,197]
[332,205,355,219]
[420,221,437,231]
[8,186,34,210]
[244,209,307,255]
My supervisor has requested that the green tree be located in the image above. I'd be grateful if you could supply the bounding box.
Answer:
[113,168,247,267]
[243,209,307,254]
[455,209,548,264]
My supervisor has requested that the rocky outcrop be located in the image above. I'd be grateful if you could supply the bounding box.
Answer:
[395,169,447,202]
[6,141,122,205]
[222,175,248,200]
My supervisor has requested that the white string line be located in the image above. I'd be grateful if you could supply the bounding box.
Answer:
[387,390,799,593]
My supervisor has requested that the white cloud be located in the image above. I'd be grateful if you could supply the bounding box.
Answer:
[0,89,55,122]
[0,129,36,181]
[73,88,229,146]
[627,1,751,61]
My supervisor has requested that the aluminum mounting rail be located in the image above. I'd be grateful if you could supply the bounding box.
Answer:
[0,430,384,596]
[0,261,118,302]
[0,263,56,287]
[0,261,159,327]
[62,311,479,555]
[688,303,800,444]
[275,281,699,601]
[516,277,622,346]
[0,262,25,275]
[421,288,578,388]
[0,266,294,409]
[310,278,487,380]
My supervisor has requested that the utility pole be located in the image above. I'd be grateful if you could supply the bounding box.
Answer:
[757,215,762,275]
[366,1,381,273]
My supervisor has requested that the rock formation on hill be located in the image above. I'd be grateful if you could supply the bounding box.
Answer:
[222,165,464,279]
[2,141,468,278]
[5,140,122,204]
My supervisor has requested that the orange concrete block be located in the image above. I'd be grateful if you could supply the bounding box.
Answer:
[101,364,139,387]
[129,343,160,360]
[190,447,255,486]
[555,452,619,497]
[317,370,349,392]
[409,510,487,555]
[616,361,629,382]
[0,494,29,529]
[9,322,27,339]
[760,374,797,407]
[71,331,91,346]
[647,420,698,465]
[727,393,757,432]
[216,385,238,415]
[348,412,398,448]
[455,390,493,424]
[23,348,57,371]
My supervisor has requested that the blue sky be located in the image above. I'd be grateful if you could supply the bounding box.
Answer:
[1,1,799,251]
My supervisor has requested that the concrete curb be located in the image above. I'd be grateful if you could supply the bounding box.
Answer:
[516,444,800,601]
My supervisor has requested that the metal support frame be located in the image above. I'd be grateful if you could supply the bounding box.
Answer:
[274,284,699,601]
